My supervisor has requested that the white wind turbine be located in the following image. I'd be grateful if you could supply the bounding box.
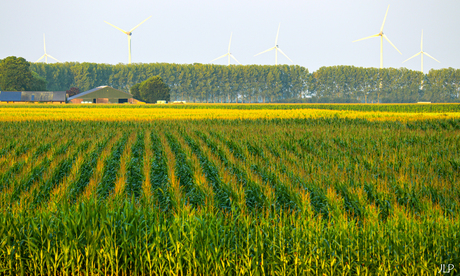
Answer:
[403,30,440,89]
[403,30,440,73]
[210,32,241,65]
[35,34,61,63]
[104,16,152,64]
[353,5,402,69]
[254,23,293,65]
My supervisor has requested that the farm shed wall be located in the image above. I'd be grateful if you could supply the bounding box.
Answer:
[0,91,66,102]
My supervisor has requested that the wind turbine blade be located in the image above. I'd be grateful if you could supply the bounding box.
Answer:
[424,52,440,63]
[46,55,61,63]
[402,52,421,63]
[104,21,128,34]
[278,48,293,63]
[254,47,275,57]
[35,55,46,63]
[230,54,242,65]
[380,5,390,32]
[353,34,379,43]
[421,30,423,51]
[211,53,229,62]
[130,16,152,32]
[383,34,402,54]
[43,34,46,53]
[228,32,232,53]
[275,23,280,45]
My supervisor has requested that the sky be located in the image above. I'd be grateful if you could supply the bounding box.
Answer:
[1,0,459,74]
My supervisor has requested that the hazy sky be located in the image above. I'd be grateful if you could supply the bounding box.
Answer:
[1,0,458,74]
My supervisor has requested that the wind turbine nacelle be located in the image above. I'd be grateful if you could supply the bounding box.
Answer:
[126,32,132,36]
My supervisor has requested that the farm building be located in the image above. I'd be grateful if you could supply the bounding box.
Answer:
[68,86,140,104]
[0,91,66,103]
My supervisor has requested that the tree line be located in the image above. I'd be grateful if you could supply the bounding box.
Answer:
[29,62,460,103]
[307,66,460,103]
[30,62,307,103]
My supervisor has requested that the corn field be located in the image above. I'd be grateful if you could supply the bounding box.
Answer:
[0,105,459,275]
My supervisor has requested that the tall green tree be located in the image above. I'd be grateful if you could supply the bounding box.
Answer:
[0,56,34,91]
[130,83,141,100]
[138,75,170,103]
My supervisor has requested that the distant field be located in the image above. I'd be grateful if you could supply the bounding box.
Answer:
[1,103,460,121]
[0,105,459,275]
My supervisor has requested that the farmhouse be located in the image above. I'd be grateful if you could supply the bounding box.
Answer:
[0,91,66,103]
[68,86,141,104]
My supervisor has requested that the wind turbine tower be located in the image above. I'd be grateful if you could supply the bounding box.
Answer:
[210,33,242,65]
[35,34,61,63]
[353,5,402,69]
[254,23,293,65]
[104,16,152,64]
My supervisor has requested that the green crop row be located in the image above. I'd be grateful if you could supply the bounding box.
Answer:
[97,133,129,199]
[0,201,458,275]
[125,131,145,199]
